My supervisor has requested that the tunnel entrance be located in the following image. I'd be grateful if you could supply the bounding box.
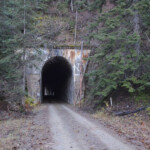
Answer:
[41,56,73,103]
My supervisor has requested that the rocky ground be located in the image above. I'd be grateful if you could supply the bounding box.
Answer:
[91,110,150,150]
[0,105,53,150]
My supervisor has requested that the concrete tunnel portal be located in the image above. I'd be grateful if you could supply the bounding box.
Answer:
[41,56,73,103]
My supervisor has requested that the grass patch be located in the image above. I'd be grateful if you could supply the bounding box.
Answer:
[134,92,150,105]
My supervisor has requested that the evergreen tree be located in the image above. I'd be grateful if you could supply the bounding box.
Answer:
[86,0,150,102]
[0,0,48,102]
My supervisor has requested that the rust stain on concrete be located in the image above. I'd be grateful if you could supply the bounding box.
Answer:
[26,48,91,103]
[70,51,75,64]
[82,53,88,64]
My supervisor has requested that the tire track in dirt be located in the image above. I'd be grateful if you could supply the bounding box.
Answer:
[48,104,138,150]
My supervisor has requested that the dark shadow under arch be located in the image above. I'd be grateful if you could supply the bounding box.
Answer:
[41,56,73,103]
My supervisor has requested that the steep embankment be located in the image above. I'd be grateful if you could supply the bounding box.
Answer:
[37,0,150,115]
[82,0,150,113]
[35,1,97,47]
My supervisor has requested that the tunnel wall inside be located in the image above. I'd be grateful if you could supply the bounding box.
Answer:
[41,56,73,103]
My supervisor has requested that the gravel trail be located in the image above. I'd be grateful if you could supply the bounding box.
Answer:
[48,103,137,150]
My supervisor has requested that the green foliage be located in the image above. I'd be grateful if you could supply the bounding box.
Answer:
[0,0,49,102]
[146,107,150,115]
[75,0,106,11]
[25,96,36,107]
[57,1,69,14]
[137,0,150,29]
[75,0,87,10]
[0,0,37,79]
[89,0,106,12]
[86,0,150,102]
[135,93,150,104]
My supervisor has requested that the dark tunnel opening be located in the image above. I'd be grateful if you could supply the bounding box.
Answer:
[41,56,73,103]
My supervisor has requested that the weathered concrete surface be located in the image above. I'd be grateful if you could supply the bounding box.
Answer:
[26,48,90,104]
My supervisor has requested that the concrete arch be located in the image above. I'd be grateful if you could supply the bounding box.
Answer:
[26,48,90,104]
[41,56,73,103]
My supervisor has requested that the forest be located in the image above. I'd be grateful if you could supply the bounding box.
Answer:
[0,0,150,107]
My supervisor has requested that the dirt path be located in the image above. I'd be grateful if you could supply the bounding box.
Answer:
[1,103,146,150]
[48,103,138,150]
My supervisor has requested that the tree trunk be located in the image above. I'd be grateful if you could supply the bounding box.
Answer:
[24,0,26,35]
[74,10,78,45]
[133,0,140,57]
[3,0,6,9]
[70,0,74,12]
[23,0,26,92]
